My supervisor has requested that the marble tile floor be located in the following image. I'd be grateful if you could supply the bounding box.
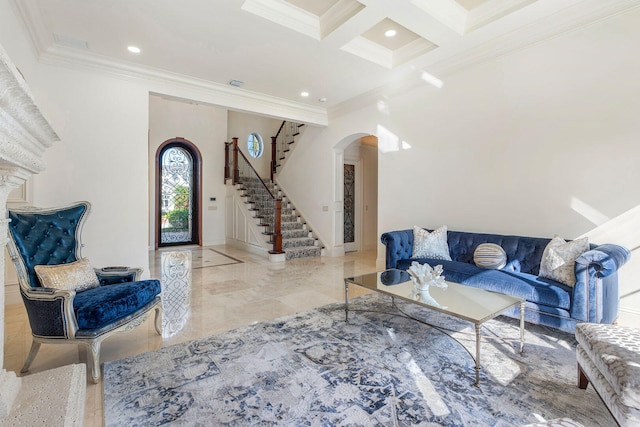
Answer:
[3,245,377,427]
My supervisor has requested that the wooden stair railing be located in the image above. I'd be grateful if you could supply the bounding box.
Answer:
[225,137,284,255]
[270,120,303,181]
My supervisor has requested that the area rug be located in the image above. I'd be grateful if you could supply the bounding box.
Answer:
[103,293,613,426]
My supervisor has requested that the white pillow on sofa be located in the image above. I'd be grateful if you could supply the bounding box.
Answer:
[411,225,452,261]
[539,236,589,287]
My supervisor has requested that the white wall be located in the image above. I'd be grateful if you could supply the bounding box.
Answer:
[5,56,154,273]
[227,111,281,178]
[307,5,640,243]
[0,2,293,276]
[148,95,228,248]
[280,8,640,322]
[361,144,378,250]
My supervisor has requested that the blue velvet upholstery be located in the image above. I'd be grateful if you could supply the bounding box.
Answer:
[74,279,161,329]
[382,228,631,332]
[7,201,163,383]
[8,204,87,288]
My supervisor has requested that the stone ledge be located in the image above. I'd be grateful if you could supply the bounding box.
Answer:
[1,364,86,427]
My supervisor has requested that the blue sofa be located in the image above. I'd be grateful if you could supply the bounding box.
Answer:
[381,228,631,332]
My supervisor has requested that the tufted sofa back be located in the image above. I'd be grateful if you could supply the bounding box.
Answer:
[381,228,574,275]
[446,230,552,275]
[8,202,89,288]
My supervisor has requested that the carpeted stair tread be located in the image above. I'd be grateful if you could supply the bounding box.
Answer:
[237,178,321,260]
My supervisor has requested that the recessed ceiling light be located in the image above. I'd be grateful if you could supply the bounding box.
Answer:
[384,29,397,37]
[318,97,327,103]
[300,91,309,97]
[127,46,141,54]
[229,80,244,87]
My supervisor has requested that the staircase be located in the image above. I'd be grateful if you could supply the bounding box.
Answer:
[270,121,304,180]
[239,177,322,260]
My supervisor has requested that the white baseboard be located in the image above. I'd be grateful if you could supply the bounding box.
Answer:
[225,238,269,258]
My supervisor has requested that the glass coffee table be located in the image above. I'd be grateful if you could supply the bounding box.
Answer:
[344,269,525,386]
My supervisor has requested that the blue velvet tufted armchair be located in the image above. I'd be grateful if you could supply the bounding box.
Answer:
[6,201,162,383]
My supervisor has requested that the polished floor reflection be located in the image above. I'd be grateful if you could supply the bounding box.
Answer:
[3,245,376,427]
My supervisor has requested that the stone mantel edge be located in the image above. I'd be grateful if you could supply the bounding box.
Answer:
[0,41,64,420]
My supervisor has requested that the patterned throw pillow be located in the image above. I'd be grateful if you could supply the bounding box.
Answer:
[411,225,452,261]
[34,258,100,292]
[539,236,589,287]
[473,243,507,269]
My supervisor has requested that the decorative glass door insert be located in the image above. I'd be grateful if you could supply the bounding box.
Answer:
[160,146,195,245]
[344,163,355,246]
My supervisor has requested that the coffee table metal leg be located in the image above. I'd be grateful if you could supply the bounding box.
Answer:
[344,281,349,323]
[475,323,481,386]
[519,301,525,354]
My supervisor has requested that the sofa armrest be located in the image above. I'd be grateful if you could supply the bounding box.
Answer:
[575,244,631,278]
[381,229,414,269]
[95,266,143,285]
[21,287,79,338]
[571,243,630,324]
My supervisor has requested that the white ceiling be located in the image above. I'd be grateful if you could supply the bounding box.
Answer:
[12,0,640,115]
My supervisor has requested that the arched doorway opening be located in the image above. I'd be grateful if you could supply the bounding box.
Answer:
[155,138,202,248]
[333,133,378,255]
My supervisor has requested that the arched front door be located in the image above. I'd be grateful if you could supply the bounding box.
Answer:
[156,138,202,247]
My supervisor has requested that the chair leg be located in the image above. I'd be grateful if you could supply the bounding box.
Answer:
[154,305,163,336]
[578,363,589,389]
[86,341,102,384]
[20,340,41,373]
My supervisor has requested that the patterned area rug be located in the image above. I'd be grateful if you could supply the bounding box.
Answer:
[103,294,613,426]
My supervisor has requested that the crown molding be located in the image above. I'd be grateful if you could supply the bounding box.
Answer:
[241,0,320,40]
[35,44,328,126]
[341,36,393,69]
[320,0,366,39]
[411,0,468,35]
[466,0,536,33]
[11,0,51,57]
[13,0,328,126]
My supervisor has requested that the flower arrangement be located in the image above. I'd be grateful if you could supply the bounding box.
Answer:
[407,261,447,291]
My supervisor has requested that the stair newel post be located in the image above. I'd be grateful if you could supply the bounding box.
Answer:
[232,137,239,184]
[270,136,277,181]
[270,198,284,254]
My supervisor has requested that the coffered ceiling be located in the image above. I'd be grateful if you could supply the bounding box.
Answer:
[11,0,640,115]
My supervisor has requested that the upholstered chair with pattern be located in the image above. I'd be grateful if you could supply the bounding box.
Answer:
[7,201,162,383]
[576,323,640,426]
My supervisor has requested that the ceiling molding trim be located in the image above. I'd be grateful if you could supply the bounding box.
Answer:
[320,0,365,39]
[330,0,640,119]
[37,46,328,126]
[11,0,53,57]
[340,37,392,69]
[241,0,320,40]
[393,38,439,68]
[466,0,537,33]
[411,0,468,35]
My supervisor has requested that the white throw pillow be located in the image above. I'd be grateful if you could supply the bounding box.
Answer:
[411,226,452,261]
[34,258,100,292]
[539,236,589,287]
